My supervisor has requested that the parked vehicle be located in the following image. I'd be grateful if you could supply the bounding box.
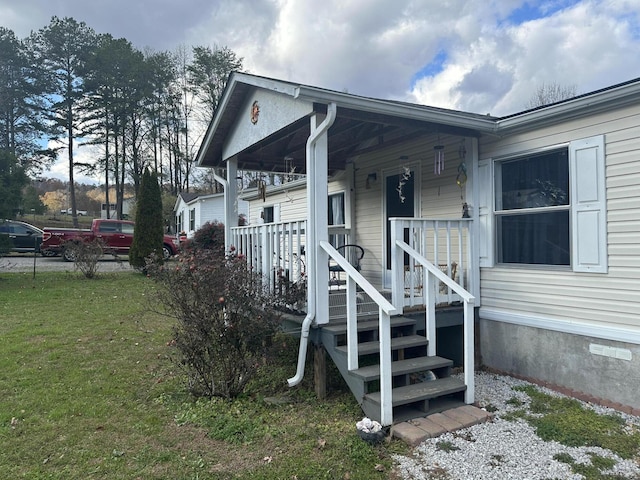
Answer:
[0,220,44,253]
[60,208,88,216]
[40,219,180,261]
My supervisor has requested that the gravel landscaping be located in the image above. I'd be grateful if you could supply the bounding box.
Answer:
[394,372,640,479]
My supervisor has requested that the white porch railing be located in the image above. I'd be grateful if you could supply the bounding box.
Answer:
[391,218,476,308]
[321,240,398,426]
[231,221,307,292]
[390,219,476,405]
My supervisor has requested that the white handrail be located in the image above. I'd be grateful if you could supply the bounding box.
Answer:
[320,240,396,426]
[395,239,475,406]
[396,241,474,303]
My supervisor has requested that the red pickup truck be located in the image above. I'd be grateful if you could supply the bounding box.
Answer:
[41,219,180,261]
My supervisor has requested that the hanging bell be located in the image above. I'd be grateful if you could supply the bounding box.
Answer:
[434,145,444,175]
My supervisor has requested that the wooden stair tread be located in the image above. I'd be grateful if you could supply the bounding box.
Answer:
[321,316,417,334]
[350,356,453,382]
[335,334,427,355]
[364,377,466,407]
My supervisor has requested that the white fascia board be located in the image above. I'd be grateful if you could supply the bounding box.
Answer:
[480,308,640,345]
[293,86,499,134]
[187,193,224,206]
[232,72,299,96]
[196,74,307,167]
[497,81,640,134]
[241,178,307,201]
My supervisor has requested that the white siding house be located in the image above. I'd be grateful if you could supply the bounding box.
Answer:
[195,72,640,424]
[174,192,248,238]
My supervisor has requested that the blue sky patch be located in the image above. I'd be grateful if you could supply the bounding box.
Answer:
[412,49,447,85]
[505,0,582,26]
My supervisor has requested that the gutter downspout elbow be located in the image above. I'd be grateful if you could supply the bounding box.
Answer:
[287,313,313,387]
[287,102,337,387]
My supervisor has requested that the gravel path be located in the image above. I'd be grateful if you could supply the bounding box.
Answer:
[394,372,640,479]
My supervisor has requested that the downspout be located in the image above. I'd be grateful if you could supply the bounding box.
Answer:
[212,171,231,252]
[287,102,337,387]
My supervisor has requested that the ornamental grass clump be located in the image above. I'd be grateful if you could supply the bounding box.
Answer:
[148,248,282,399]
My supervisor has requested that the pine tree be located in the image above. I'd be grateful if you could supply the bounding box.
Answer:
[129,168,163,269]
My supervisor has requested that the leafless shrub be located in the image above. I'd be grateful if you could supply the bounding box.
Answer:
[147,248,283,399]
[71,239,107,279]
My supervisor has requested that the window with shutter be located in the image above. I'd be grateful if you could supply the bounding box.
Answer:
[487,135,607,272]
[570,135,607,273]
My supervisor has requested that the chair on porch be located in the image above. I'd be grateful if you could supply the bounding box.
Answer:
[328,244,365,288]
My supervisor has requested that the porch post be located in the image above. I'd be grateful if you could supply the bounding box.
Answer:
[308,111,331,324]
[468,138,480,301]
[224,157,238,252]
[390,219,404,312]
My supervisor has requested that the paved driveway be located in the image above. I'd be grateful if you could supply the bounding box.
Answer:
[0,253,136,274]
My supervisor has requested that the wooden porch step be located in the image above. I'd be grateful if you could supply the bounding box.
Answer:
[334,334,427,356]
[321,316,417,335]
[364,376,466,409]
[350,356,453,382]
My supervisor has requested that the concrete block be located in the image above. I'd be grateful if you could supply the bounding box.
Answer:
[410,417,447,437]
[392,422,430,446]
[427,412,464,431]
[443,407,482,428]
[458,405,492,423]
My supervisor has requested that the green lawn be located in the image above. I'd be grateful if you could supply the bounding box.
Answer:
[0,271,406,479]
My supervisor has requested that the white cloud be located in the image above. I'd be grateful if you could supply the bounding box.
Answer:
[2,0,640,181]
[45,139,102,185]
[408,0,640,115]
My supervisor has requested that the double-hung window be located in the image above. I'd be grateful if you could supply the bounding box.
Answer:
[484,135,607,272]
[495,148,570,266]
[328,192,346,248]
[189,208,196,231]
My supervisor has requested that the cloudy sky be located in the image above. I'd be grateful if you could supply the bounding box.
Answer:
[2,0,640,182]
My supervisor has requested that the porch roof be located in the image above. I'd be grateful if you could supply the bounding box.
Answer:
[195,72,498,175]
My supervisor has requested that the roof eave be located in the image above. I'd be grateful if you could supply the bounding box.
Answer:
[497,80,640,133]
[294,86,499,135]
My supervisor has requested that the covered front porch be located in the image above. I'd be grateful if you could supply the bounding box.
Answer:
[231,215,477,424]
[195,72,494,425]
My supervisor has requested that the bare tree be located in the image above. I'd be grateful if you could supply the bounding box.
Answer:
[526,82,578,109]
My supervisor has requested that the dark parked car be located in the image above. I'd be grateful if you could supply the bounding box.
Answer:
[0,220,44,253]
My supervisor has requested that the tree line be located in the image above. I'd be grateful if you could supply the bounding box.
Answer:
[0,16,242,224]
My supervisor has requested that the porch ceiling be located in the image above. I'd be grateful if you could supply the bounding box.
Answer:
[226,104,481,176]
[196,73,494,176]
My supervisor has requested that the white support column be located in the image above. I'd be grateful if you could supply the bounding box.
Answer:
[390,219,405,312]
[225,158,239,252]
[308,111,332,324]
[378,309,393,426]
[468,137,481,302]
[346,276,358,371]
[463,300,475,404]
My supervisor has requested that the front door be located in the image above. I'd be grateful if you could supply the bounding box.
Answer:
[383,168,418,288]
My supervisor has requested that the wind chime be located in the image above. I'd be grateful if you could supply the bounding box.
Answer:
[434,135,445,175]
[396,158,411,203]
[456,139,470,217]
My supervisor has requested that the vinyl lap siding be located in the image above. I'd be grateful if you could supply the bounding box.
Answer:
[480,105,640,335]
[353,135,468,289]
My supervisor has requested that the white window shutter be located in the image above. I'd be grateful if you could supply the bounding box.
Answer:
[570,135,607,273]
[273,204,281,222]
[477,159,494,268]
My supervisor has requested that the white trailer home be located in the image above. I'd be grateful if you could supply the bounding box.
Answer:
[195,72,640,425]
[174,191,248,238]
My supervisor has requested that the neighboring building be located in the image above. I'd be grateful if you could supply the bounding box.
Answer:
[101,198,134,219]
[174,192,249,238]
[194,72,640,425]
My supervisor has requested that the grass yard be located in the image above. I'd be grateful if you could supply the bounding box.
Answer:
[0,271,407,479]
